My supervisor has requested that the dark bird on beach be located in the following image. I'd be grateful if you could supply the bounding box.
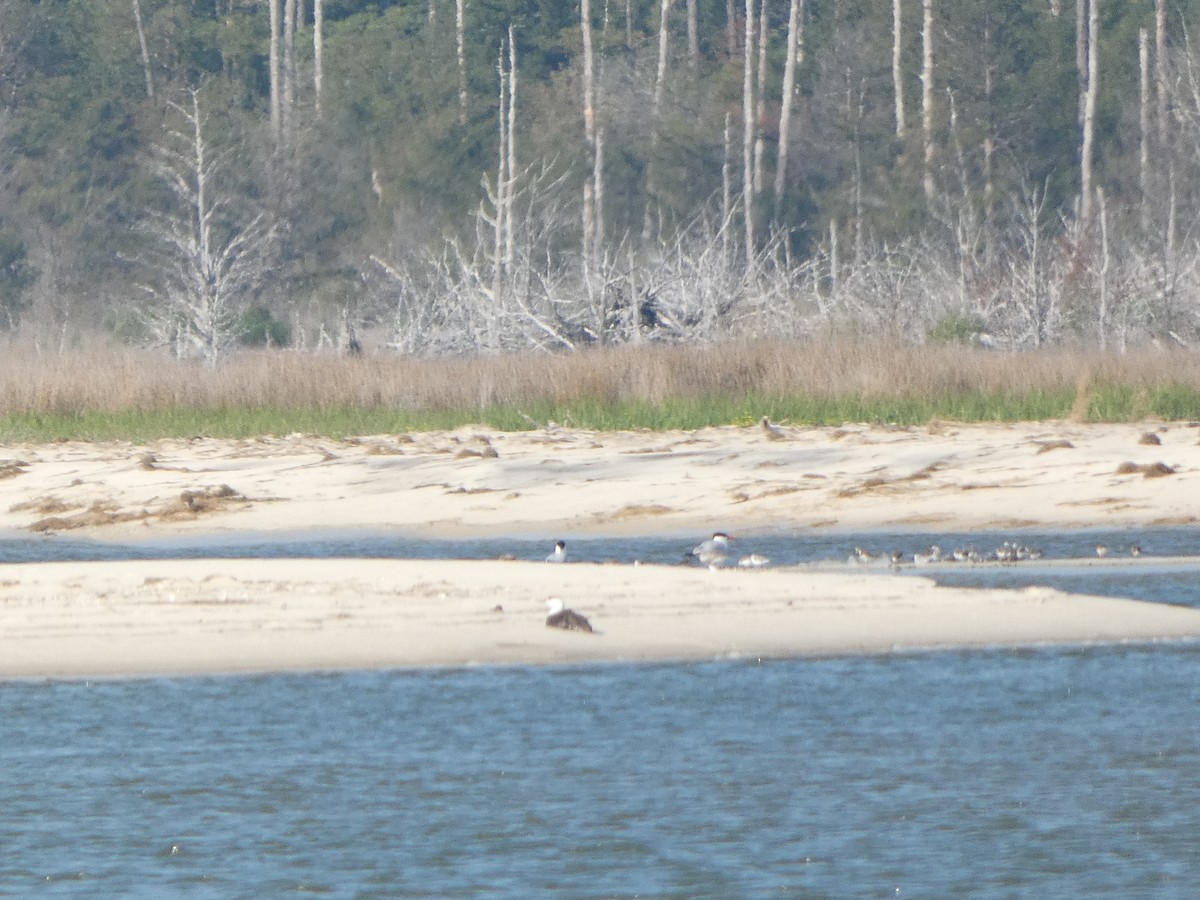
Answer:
[545,598,593,633]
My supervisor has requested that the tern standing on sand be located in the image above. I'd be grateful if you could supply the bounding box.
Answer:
[546,540,568,563]
[692,533,734,568]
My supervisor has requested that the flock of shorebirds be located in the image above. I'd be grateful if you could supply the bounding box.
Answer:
[852,540,1144,567]
[541,532,1147,634]
[544,532,766,571]
[542,532,757,634]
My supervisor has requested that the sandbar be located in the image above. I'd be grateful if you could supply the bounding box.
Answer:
[1,420,1199,678]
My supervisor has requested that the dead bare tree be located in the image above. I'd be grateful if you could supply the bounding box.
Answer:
[998,184,1062,347]
[136,90,277,366]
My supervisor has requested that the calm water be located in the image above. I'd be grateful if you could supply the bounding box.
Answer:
[2,648,1199,896]
[5,524,1200,606]
[3,529,1200,895]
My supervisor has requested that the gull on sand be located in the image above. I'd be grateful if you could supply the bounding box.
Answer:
[545,598,593,633]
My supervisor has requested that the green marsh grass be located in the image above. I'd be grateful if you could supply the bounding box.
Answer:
[1,340,1198,440]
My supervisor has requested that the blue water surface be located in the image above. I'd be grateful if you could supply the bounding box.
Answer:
[6,524,1200,606]
[3,646,1199,896]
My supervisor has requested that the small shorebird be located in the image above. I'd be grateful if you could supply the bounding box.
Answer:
[913,545,943,565]
[760,416,788,441]
[737,553,770,568]
[545,598,593,633]
[692,533,734,568]
[1129,544,1143,558]
[546,540,568,563]
[1095,544,1109,558]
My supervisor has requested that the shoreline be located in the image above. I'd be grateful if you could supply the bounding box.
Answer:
[2,421,1199,679]
[3,557,1200,681]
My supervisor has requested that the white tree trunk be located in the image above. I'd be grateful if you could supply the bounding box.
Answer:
[742,0,756,262]
[313,0,324,117]
[1155,0,1167,146]
[1096,187,1109,349]
[1079,0,1098,224]
[505,25,518,271]
[494,44,508,297]
[1075,0,1086,129]
[643,0,672,240]
[1139,27,1149,212]
[132,0,154,99]
[283,0,296,135]
[269,0,281,141]
[829,217,839,302]
[773,0,803,221]
[581,0,597,265]
[722,111,733,253]
[687,0,699,69]
[456,0,467,125]
[983,20,995,237]
[892,0,904,138]
[753,0,770,195]
[920,0,934,201]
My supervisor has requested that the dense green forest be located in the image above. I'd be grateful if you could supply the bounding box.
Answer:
[2,0,1200,360]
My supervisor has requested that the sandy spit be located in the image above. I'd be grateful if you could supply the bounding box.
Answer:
[1,420,1199,678]
[2,557,1199,680]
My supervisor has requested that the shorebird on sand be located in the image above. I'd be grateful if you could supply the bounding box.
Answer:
[760,416,788,441]
[692,533,734,568]
[546,540,568,563]
[545,598,593,633]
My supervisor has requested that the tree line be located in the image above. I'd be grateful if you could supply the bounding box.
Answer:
[2,0,1200,360]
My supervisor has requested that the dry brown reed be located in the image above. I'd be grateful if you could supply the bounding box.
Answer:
[1,339,1198,415]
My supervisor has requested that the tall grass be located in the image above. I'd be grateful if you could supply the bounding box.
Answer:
[1,339,1199,440]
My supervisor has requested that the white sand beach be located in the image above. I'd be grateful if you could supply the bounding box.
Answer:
[2,420,1199,677]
